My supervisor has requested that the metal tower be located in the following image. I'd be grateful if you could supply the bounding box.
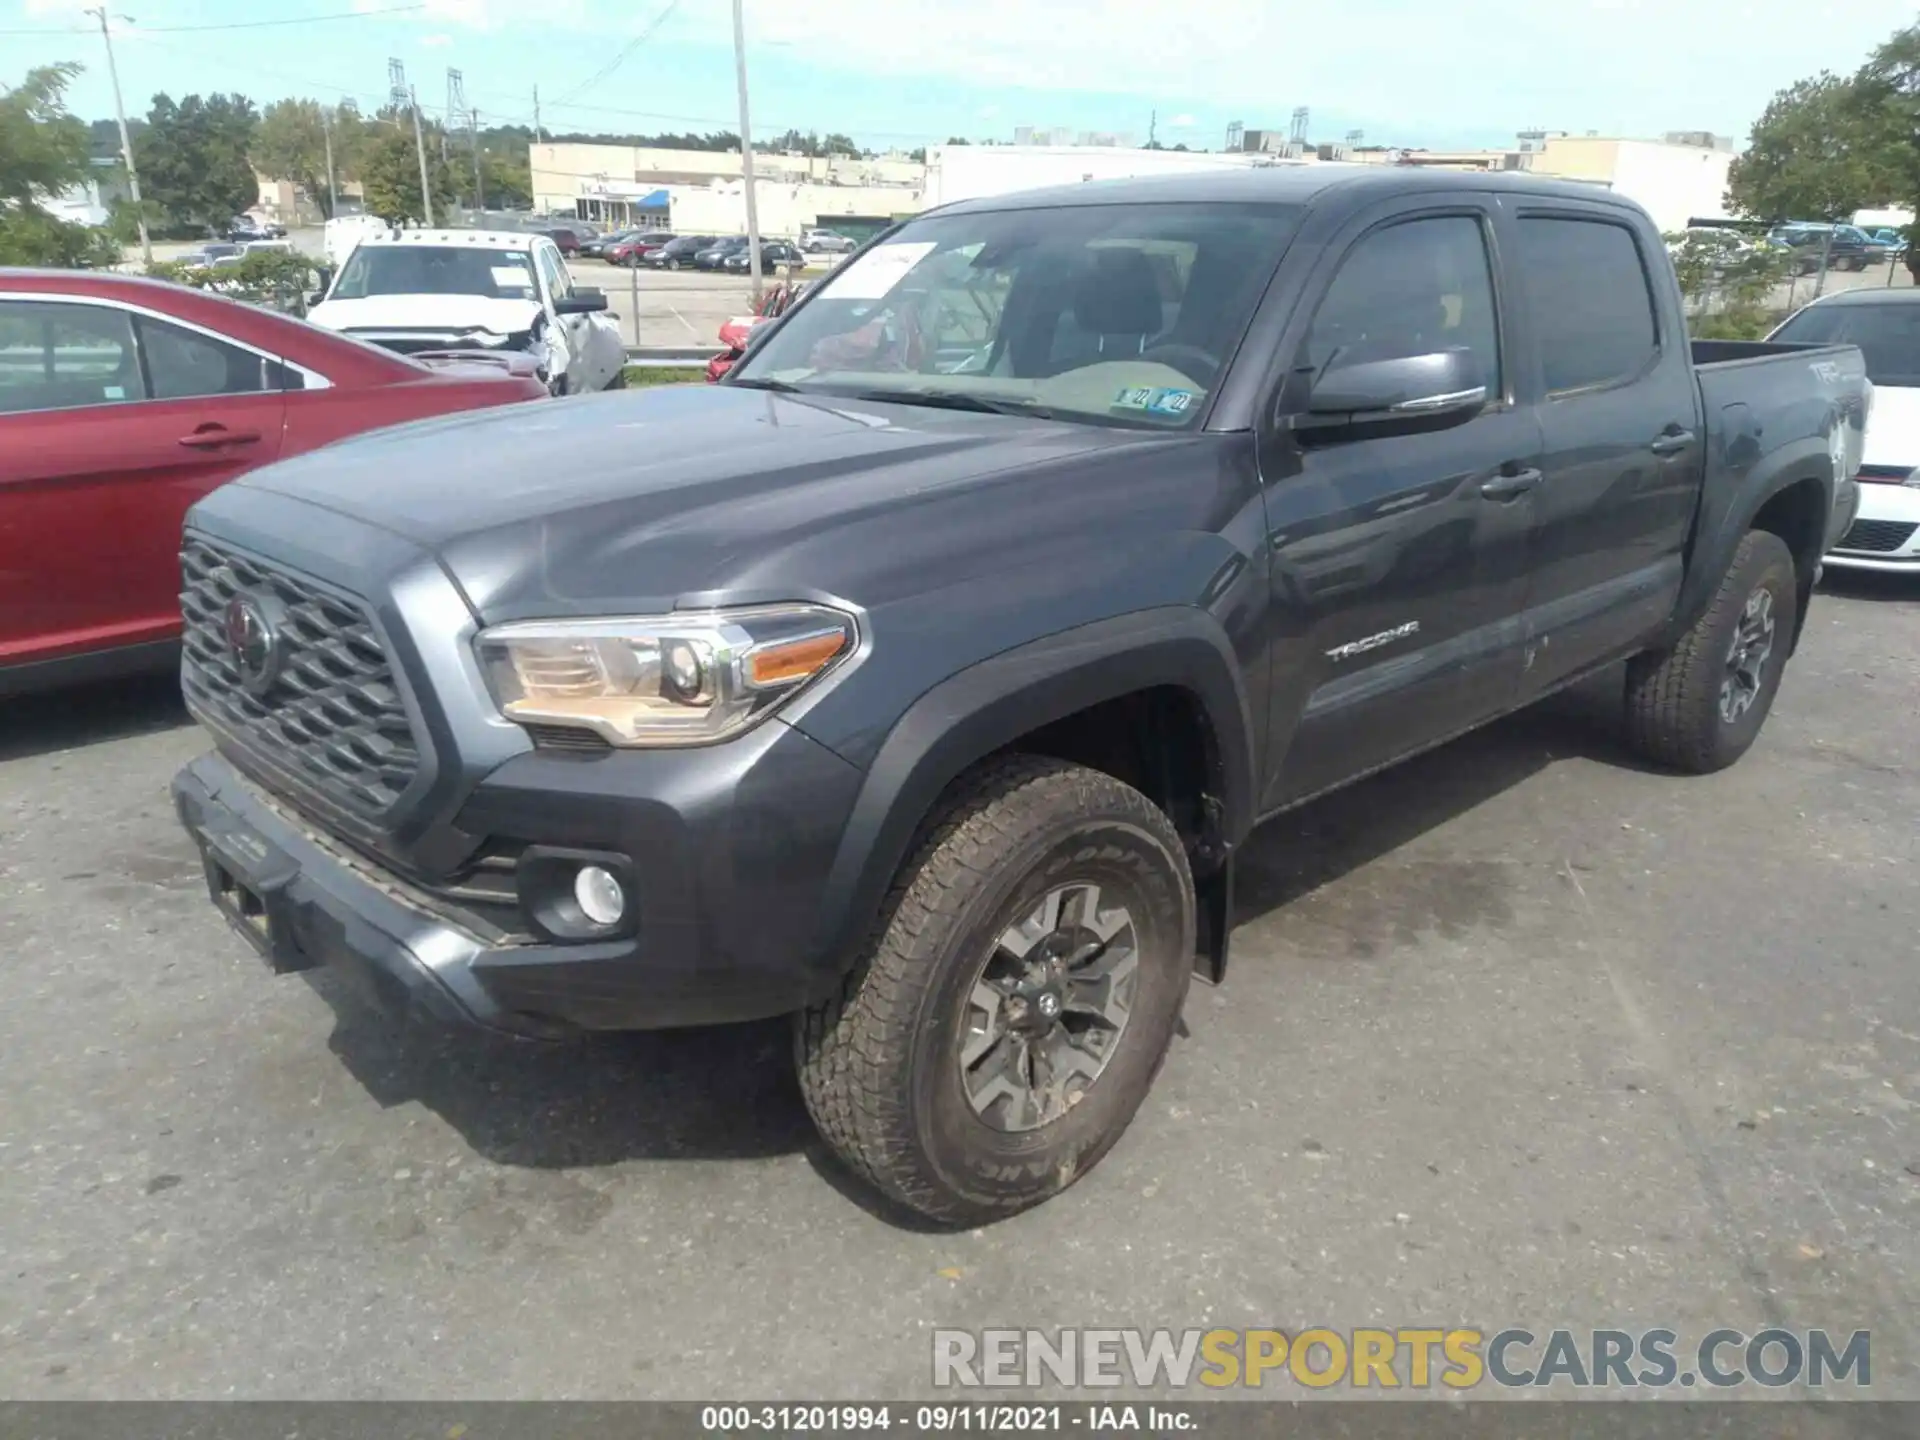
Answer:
[1287,106,1309,157]
[387,58,408,113]
[1225,120,1244,153]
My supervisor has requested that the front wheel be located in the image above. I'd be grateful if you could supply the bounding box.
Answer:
[1622,530,1797,773]
[796,756,1195,1226]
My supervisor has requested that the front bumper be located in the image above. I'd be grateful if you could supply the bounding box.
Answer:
[1827,482,1920,572]
[173,715,865,1037]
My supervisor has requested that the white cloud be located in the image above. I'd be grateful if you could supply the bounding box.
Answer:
[420,32,453,47]
[673,0,1920,143]
[1167,114,1197,129]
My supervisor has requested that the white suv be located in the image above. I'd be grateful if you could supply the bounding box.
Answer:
[308,229,627,395]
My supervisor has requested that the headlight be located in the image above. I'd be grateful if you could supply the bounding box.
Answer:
[475,605,857,747]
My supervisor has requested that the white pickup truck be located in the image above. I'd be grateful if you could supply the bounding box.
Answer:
[307,228,627,396]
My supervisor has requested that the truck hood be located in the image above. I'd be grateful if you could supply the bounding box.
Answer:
[308,293,543,336]
[1864,381,1920,469]
[228,383,1158,619]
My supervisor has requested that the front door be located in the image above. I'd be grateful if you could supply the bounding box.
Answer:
[1259,204,1542,810]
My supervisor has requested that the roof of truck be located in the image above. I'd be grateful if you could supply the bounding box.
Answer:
[936,163,1646,217]
[351,228,551,250]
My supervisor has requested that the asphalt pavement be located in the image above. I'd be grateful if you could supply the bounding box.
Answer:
[2,575,1917,1400]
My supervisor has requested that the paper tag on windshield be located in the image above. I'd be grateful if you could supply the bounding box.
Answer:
[491,265,533,288]
[823,241,937,300]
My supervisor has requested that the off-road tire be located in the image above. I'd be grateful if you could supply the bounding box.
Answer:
[1623,529,1797,773]
[604,368,627,391]
[796,756,1195,1226]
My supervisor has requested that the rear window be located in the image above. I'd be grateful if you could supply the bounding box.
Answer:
[1516,217,1659,394]
[1772,302,1920,387]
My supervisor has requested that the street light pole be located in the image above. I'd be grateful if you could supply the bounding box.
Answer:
[85,7,151,267]
[730,0,763,304]
[322,107,339,218]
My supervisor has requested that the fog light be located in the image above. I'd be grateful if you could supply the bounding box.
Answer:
[573,865,625,927]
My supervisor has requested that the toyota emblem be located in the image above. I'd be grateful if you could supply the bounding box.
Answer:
[222,591,285,696]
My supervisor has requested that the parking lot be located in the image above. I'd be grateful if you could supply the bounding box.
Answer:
[567,259,812,349]
[1,571,1915,1400]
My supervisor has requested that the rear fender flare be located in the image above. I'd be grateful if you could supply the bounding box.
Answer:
[1664,434,1833,651]
[798,607,1256,992]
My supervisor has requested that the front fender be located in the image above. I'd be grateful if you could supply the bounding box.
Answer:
[794,606,1256,994]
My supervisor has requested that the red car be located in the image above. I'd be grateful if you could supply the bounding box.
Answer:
[0,269,549,695]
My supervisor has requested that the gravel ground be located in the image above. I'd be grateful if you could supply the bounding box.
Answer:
[1,574,1916,1401]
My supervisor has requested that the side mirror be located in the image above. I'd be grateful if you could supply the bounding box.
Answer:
[555,288,608,315]
[1299,349,1487,433]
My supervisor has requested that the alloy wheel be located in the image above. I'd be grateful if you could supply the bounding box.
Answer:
[959,881,1139,1133]
[1720,585,1776,724]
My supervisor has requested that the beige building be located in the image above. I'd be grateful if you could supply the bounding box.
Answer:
[531,143,924,230]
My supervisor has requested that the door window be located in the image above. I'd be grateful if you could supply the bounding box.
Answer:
[536,244,573,302]
[137,316,274,400]
[1304,214,1502,392]
[1516,217,1659,394]
[0,300,145,414]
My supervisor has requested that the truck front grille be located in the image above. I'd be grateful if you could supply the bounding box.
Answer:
[180,537,422,820]
[1836,519,1918,554]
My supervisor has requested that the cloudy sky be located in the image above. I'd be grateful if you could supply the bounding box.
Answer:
[7,0,1917,152]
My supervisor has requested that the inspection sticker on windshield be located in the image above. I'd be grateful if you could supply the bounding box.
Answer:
[824,241,938,299]
[1115,386,1196,415]
[490,265,533,288]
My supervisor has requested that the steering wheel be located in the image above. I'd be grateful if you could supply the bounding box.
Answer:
[1138,343,1221,383]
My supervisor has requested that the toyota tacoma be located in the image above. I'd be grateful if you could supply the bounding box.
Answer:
[173,167,1866,1223]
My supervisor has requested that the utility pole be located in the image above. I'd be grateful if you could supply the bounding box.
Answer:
[1149,109,1157,148]
[321,107,339,217]
[533,86,543,143]
[85,7,151,267]
[471,108,485,215]
[409,86,435,227]
[730,0,763,303]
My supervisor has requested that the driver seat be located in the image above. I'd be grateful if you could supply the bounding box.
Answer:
[1048,248,1165,371]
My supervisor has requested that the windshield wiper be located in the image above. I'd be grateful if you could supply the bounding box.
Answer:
[847,389,1055,420]
[727,376,807,393]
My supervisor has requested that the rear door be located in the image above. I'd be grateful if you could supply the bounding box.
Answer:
[0,296,287,667]
[1505,204,1699,699]
[1259,198,1543,809]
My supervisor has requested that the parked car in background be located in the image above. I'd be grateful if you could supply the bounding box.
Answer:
[1866,227,1909,256]
[704,279,809,381]
[0,268,547,696]
[801,228,857,254]
[608,231,676,266]
[305,229,627,396]
[177,242,243,269]
[1771,289,1920,572]
[644,235,717,270]
[1771,224,1884,274]
[323,213,390,268]
[722,241,807,274]
[227,216,286,243]
[693,236,750,270]
[545,228,584,256]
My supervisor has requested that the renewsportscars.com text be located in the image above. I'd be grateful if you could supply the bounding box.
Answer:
[933,1328,1871,1391]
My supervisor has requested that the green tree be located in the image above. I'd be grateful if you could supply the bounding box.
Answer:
[136,92,260,234]
[357,126,456,223]
[480,149,532,208]
[1854,22,1920,272]
[0,63,121,267]
[1727,74,1893,225]
[821,132,860,157]
[253,98,363,219]
[1663,229,1792,339]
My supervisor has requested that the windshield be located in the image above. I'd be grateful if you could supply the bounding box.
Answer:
[1774,302,1920,386]
[732,200,1302,427]
[329,245,539,302]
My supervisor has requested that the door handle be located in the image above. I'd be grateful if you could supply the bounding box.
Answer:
[1479,468,1541,501]
[1649,429,1696,456]
[178,426,261,450]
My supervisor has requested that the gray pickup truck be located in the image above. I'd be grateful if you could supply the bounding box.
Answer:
[172,166,1866,1224]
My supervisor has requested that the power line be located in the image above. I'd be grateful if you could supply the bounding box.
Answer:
[552,0,683,107]
[2,4,424,35]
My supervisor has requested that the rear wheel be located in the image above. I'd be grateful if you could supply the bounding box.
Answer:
[1623,530,1797,773]
[796,756,1194,1225]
